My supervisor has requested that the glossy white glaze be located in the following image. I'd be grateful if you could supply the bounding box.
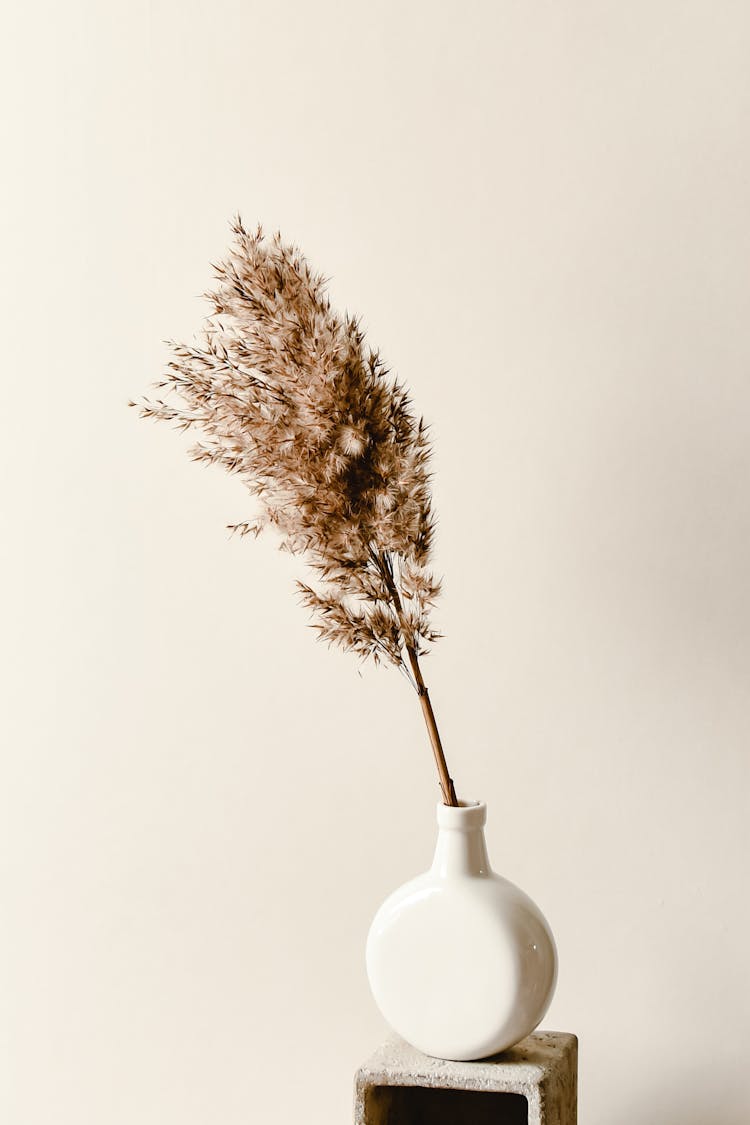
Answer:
[366,799,557,1061]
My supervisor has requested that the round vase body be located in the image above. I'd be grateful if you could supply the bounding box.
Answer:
[366,800,557,1061]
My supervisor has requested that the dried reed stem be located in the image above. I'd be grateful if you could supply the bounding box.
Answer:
[375,550,458,805]
[410,655,458,807]
[133,218,460,804]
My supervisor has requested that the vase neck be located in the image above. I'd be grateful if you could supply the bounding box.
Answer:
[430,800,491,877]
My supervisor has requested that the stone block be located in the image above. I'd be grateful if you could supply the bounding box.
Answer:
[354,1031,577,1125]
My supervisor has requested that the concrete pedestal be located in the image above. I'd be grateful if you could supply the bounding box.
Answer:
[354,1032,577,1125]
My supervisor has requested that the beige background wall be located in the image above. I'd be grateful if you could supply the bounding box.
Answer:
[2,2,749,1122]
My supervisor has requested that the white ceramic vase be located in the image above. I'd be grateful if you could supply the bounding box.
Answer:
[366,799,557,1061]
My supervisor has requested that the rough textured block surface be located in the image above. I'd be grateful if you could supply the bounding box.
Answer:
[354,1031,577,1125]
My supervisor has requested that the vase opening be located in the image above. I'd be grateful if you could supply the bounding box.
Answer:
[436,798,487,831]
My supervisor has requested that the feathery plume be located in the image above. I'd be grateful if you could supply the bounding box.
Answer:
[132,218,458,804]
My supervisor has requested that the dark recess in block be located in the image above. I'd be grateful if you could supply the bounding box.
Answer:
[364,1084,528,1125]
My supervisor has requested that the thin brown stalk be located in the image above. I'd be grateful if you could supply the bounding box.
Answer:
[374,551,458,805]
